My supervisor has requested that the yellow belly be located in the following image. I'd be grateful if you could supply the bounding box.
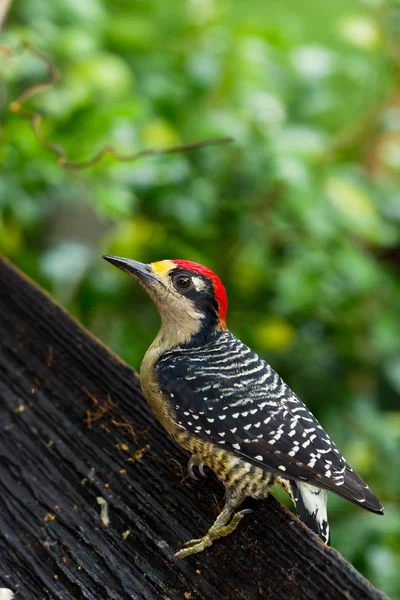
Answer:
[175,428,274,500]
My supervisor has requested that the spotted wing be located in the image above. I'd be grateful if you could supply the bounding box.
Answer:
[155,331,383,513]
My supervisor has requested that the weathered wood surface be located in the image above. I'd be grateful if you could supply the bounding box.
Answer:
[0,257,388,600]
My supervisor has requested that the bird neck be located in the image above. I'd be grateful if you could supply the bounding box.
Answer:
[179,321,226,350]
[145,317,223,366]
[151,301,222,352]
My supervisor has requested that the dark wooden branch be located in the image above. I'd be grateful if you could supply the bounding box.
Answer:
[0,257,388,600]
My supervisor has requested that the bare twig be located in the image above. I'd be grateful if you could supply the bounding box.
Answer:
[58,137,234,170]
[4,42,233,169]
[9,42,60,105]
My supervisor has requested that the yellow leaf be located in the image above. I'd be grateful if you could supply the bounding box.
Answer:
[326,177,378,228]
[256,318,295,351]
[141,119,180,147]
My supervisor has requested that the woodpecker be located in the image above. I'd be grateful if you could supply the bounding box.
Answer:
[103,256,384,560]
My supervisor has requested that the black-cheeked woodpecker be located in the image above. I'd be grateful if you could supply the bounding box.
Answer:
[103,256,384,560]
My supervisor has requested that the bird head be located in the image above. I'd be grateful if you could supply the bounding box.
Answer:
[103,256,227,344]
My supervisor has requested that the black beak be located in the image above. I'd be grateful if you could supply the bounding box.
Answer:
[103,255,160,285]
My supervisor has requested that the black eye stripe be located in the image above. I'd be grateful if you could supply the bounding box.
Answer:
[169,270,220,323]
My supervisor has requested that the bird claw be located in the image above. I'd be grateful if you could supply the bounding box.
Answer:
[182,536,205,548]
[187,455,207,481]
[198,460,206,478]
[173,508,251,561]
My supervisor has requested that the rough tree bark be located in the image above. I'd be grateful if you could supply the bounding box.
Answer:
[0,257,388,600]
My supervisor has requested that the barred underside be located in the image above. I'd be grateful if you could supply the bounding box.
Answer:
[175,428,274,499]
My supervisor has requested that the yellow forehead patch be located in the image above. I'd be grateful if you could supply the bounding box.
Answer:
[150,260,176,276]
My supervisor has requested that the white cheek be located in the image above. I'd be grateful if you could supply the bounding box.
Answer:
[192,276,206,292]
[0,591,15,600]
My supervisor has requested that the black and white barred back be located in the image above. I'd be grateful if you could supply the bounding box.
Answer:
[155,330,383,542]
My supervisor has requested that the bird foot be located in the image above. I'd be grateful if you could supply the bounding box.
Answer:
[173,509,252,561]
[187,455,207,481]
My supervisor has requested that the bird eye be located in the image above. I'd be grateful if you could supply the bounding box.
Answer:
[174,275,191,290]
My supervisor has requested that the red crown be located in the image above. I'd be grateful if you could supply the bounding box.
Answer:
[172,260,228,323]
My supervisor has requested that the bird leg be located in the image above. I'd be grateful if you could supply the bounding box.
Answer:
[187,454,207,480]
[173,489,251,561]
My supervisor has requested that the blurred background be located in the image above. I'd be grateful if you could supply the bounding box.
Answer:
[1,0,400,596]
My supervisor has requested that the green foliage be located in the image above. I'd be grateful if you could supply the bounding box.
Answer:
[1,0,400,596]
